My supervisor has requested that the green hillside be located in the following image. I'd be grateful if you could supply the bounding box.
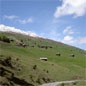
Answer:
[0,32,86,86]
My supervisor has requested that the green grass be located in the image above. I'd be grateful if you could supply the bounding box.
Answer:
[0,32,86,86]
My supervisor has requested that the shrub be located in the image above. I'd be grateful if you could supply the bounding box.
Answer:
[73,82,77,85]
[60,83,65,86]
[0,36,10,43]
[33,65,37,70]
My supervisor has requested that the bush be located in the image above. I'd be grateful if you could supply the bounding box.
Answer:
[0,36,10,43]
[60,83,65,86]
[33,65,37,70]
[73,82,77,85]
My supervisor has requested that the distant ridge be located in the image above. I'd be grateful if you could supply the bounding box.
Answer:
[0,24,38,37]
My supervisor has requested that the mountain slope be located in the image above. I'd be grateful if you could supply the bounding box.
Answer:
[0,32,86,86]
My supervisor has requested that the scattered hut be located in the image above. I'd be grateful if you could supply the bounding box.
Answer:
[56,53,61,56]
[40,57,48,61]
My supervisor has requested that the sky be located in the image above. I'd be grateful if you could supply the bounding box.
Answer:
[0,0,86,50]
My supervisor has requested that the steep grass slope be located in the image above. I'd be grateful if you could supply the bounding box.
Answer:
[0,32,86,86]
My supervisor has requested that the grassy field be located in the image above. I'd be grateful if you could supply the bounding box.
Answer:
[0,32,86,86]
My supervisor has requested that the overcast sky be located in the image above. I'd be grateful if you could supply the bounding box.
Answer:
[0,0,86,50]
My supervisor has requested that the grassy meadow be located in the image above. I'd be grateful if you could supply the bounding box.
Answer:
[0,32,86,86]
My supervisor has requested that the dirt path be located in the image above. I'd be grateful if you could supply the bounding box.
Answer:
[40,80,81,86]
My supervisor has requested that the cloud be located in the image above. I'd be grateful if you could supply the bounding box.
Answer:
[18,18,33,24]
[78,37,86,44]
[62,35,86,48]
[0,24,37,37]
[63,26,74,35]
[54,0,86,18]
[39,30,61,41]
[3,15,33,24]
[4,15,18,20]
[62,35,76,44]
[64,35,73,41]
